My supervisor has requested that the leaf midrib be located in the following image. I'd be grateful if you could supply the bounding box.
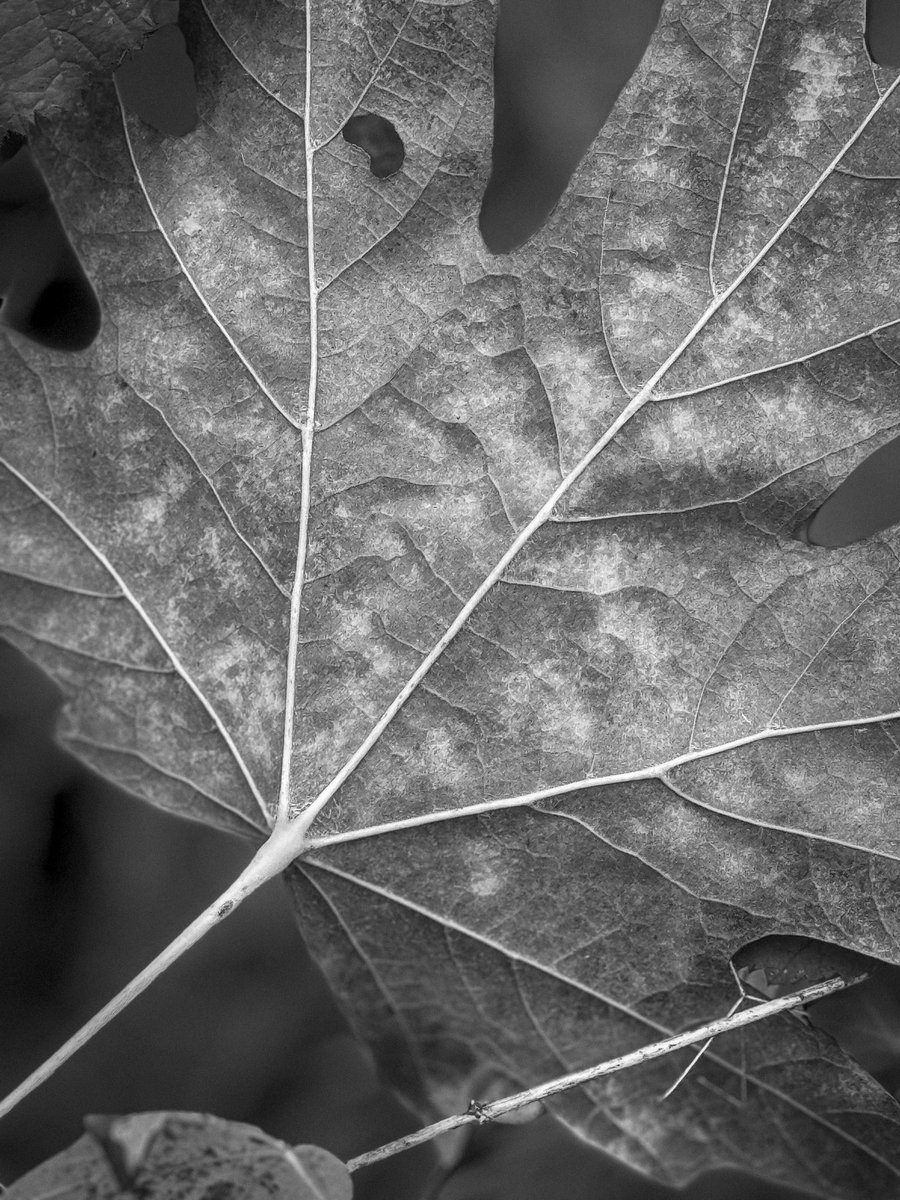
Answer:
[290,63,900,834]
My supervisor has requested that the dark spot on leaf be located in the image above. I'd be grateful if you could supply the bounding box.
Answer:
[866,0,900,66]
[794,431,900,548]
[342,113,405,178]
[115,22,199,137]
[26,278,101,353]
[479,0,663,253]
[201,1183,238,1200]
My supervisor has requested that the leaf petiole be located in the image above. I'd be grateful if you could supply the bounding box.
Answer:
[0,818,308,1121]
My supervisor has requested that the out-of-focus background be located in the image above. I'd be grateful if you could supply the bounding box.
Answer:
[3,3,900,1196]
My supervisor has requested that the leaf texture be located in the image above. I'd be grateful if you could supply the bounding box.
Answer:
[4,1112,352,1199]
[3,0,900,1193]
[0,0,173,134]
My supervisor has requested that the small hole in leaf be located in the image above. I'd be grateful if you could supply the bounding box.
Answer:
[793,430,900,548]
[342,113,405,178]
[27,278,101,353]
[866,0,900,66]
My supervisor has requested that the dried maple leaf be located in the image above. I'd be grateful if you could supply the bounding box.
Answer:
[2,0,900,1195]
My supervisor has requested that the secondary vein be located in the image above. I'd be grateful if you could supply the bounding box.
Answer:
[0,454,270,822]
[304,706,900,850]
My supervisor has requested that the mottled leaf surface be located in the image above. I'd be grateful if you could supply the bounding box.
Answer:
[4,1112,351,1199]
[2,0,900,1194]
[0,0,175,134]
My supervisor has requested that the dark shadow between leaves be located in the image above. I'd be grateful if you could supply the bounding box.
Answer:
[114,20,199,137]
[478,0,663,254]
[0,641,435,1200]
[793,431,900,548]
[866,0,900,66]
[0,143,101,352]
[1,8,199,352]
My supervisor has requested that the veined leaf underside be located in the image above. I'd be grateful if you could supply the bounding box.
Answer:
[4,0,900,1192]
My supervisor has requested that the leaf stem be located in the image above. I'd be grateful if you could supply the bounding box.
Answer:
[344,975,858,1172]
[0,823,305,1121]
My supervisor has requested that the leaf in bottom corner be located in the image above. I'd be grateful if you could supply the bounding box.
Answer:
[4,1112,352,1200]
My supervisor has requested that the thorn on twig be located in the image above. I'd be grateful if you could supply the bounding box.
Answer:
[660,994,745,1101]
[661,963,769,1101]
[346,975,854,1175]
[657,960,763,1099]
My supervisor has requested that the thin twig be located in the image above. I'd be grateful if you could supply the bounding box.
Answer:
[345,975,860,1172]
[0,824,305,1120]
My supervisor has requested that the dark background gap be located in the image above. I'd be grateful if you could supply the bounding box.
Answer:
[3,2,900,1197]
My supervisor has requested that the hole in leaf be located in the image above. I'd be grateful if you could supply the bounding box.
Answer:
[114,21,199,137]
[732,935,873,1001]
[478,0,663,254]
[342,113,405,178]
[793,431,900,548]
[866,0,900,66]
[732,936,900,1101]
